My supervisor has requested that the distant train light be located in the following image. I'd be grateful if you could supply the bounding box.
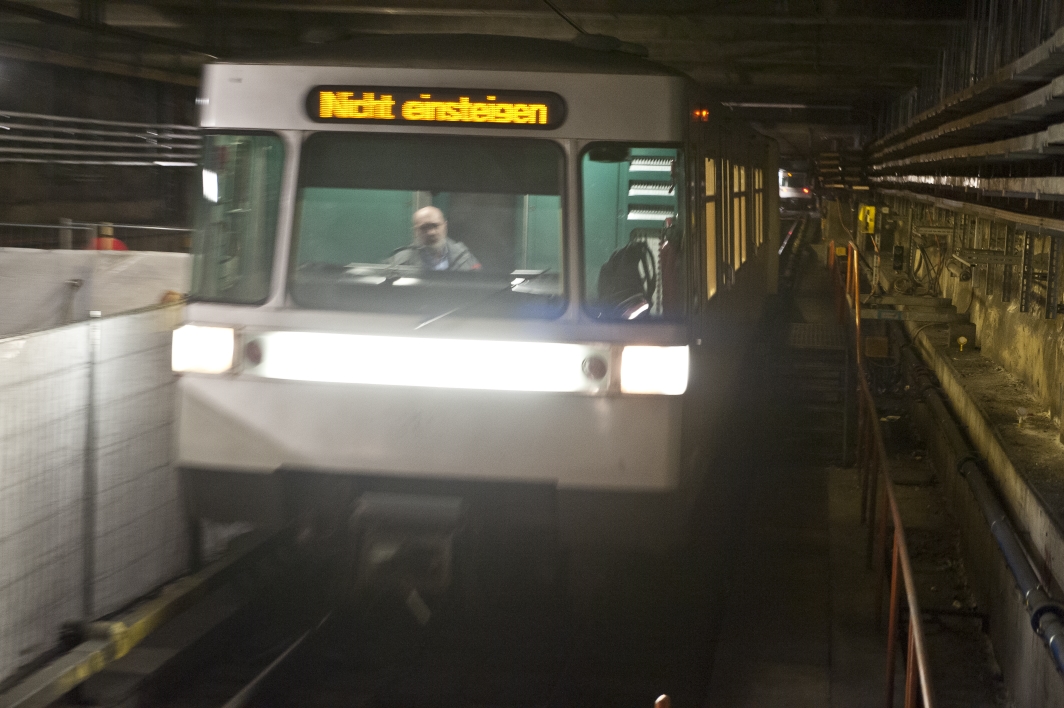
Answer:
[172,325,234,374]
[802,187,810,194]
[692,108,709,121]
[619,346,689,395]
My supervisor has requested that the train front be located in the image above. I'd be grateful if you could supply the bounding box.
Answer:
[174,53,697,557]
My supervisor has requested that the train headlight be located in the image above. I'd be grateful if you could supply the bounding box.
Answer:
[172,325,235,374]
[252,332,602,393]
[619,345,689,395]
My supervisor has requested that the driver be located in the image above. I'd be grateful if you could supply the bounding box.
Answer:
[386,206,480,271]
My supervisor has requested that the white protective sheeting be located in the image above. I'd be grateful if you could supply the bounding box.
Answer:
[92,307,187,614]
[0,249,191,338]
[0,304,187,683]
[0,326,87,685]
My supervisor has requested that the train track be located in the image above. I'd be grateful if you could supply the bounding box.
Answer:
[121,519,725,708]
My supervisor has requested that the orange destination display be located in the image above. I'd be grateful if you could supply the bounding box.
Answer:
[307,86,566,129]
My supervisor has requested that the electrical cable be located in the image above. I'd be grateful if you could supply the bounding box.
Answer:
[958,276,976,315]
[914,247,931,286]
[541,0,586,33]
[915,246,941,293]
[911,321,948,343]
[931,233,946,296]
[832,200,855,240]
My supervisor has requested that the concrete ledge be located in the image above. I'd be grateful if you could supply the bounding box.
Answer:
[0,531,273,708]
[907,324,1064,706]
[0,249,190,338]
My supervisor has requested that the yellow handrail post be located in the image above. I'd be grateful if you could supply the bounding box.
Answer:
[853,252,862,365]
[845,243,854,302]
[885,534,901,708]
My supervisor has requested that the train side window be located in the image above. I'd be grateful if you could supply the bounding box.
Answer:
[704,157,717,300]
[732,164,747,266]
[754,168,764,248]
[720,159,731,273]
[582,144,686,321]
[191,133,284,304]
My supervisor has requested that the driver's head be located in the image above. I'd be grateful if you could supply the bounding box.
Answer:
[413,206,447,255]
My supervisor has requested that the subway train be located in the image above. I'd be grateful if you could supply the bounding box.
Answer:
[172,33,779,570]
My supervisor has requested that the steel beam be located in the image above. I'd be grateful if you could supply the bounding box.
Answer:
[1021,231,1035,313]
[0,40,199,85]
[0,0,210,53]
[956,248,1023,265]
[877,189,1064,236]
[1048,236,1061,319]
[860,309,968,322]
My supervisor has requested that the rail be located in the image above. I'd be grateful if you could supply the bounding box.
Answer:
[827,240,937,708]
[776,216,808,292]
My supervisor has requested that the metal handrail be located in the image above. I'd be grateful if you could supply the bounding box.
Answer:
[0,221,91,230]
[0,107,200,132]
[68,222,193,233]
[0,109,200,166]
[828,239,937,708]
[0,220,192,250]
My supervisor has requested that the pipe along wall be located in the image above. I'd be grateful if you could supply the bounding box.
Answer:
[896,324,1064,690]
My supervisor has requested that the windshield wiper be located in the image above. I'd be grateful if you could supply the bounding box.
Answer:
[414,269,552,330]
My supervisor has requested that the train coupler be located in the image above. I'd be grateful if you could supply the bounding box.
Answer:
[345,492,463,623]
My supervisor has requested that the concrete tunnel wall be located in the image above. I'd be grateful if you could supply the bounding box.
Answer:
[823,196,1064,705]
[942,260,1064,424]
[825,197,1064,429]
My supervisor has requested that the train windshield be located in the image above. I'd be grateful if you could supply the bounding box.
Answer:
[582,145,686,320]
[290,133,565,319]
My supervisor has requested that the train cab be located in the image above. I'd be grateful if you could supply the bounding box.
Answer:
[173,34,778,556]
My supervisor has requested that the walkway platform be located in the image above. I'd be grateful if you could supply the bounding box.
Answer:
[703,241,1008,707]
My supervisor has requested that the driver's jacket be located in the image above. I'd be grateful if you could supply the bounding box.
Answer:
[385,239,481,271]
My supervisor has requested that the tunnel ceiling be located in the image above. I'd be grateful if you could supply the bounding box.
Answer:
[0,0,970,155]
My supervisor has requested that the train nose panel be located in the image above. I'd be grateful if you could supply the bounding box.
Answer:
[176,375,681,489]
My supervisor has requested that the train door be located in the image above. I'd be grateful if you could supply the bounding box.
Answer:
[679,103,715,490]
[751,138,765,259]
[684,102,707,341]
[732,134,752,283]
[718,125,735,289]
[760,137,782,295]
[692,114,719,351]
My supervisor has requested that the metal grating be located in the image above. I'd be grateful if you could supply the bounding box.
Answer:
[785,323,848,351]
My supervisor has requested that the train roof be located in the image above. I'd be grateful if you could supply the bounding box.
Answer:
[224,33,686,78]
